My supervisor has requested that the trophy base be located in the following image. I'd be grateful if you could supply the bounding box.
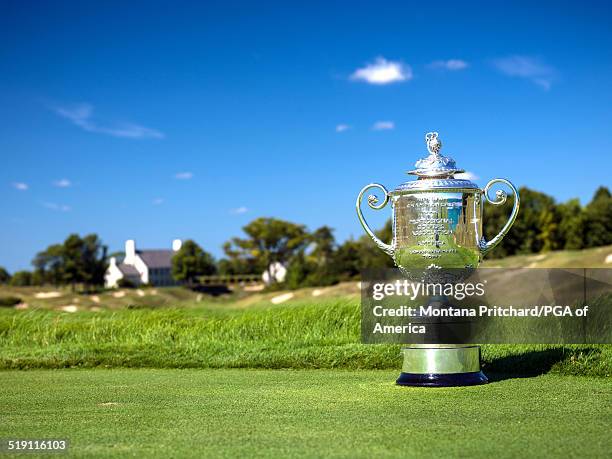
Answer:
[396,345,488,387]
[396,371,488,387]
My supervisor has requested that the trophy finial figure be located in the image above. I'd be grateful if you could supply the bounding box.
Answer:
[425,131,442,156]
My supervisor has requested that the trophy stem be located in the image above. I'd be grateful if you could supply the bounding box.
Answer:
[396,295,488,387]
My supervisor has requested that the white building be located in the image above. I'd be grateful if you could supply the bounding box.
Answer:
[262,262,287,285]
[105,239,182,288]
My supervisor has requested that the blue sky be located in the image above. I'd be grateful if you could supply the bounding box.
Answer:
[1,1,611,272]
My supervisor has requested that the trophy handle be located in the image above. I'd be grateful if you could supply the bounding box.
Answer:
[480,178,520,256]
[356,183,394,257]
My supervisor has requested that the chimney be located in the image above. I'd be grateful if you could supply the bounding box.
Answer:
[125,239,136,264]
[172,239,182,252]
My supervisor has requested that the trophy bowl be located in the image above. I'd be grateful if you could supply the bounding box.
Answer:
[356,132,520,386]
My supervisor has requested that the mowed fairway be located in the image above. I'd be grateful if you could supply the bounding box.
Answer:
[1,369,610,458]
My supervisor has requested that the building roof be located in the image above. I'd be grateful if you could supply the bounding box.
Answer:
[137,250,174,269]
[118,263,139,276]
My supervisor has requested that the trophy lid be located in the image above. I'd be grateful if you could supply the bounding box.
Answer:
[392,131,479,193]
[408,132,464,177]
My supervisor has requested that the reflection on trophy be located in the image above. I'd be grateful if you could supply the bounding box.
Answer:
[356,132,520,386]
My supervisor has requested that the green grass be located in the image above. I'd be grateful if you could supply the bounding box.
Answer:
[2,246,610,457]
[1,369,610,458]
[1,300,610,376]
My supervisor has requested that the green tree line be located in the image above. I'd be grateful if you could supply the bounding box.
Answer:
[483,186,612,257]
[216,186,611,286]
[2,234,107,290]
[0,186,610,289]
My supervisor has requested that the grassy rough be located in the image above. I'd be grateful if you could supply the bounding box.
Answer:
[482,244,612,268]
[0,301,609,377]
[0,369,610,458]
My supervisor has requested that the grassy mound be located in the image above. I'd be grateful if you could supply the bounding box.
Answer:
[0,300,609,376]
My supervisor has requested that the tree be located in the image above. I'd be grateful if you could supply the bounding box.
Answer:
[285,251,312,289]
[310,226,338,284]
[0,267,10,284]
[309,226,336,266]
[59,234,108,291]
[218,241,261,275]
[171,240,216,285]
[31,270,46,286]
[537,205,562,252]
[10,271,32,286]
[31,234,107,291]
[33,243,64,286]
[330,239,362,280]
[357,219,396,269]
[288,225,341,288]
[62,234,85,289]
[325,219,395,282]
[483,187,562,258]
[583,187,612,248]
[80,234,108,289]
[557,199,584,250]
[224,218,309,283]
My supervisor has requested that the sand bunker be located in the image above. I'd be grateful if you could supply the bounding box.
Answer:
[271,292,294,304]
[34,291,62,299]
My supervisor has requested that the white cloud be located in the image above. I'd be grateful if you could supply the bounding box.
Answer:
[174,172,193,180]
[152,198,165,205]
[53,179,72,188]
[372,121,395,131]
[230,206,248,215]
[492,56,555,90]
[43,202,71,212]
[53,103,165,139]
[335,124,351,133]
[429,59,469,71]
[13,182,28,191]
[532,79,551,91]
[455,171,479,181]
[350,57,412,85]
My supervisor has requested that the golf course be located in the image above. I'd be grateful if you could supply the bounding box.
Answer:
[1,246,611,457]
[4,1,612,456]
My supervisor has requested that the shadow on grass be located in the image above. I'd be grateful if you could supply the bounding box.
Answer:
[189,284,232,297]
[483,346,602,382]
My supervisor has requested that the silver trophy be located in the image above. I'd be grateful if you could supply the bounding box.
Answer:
[356,131,520,386]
